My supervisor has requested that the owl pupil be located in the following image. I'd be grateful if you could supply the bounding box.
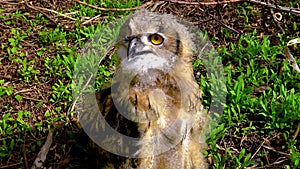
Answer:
[154,36,159,40]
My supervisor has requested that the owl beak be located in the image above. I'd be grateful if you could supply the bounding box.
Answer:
[128,38,138,57]
[125,36,147,58]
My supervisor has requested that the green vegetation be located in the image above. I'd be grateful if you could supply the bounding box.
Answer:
[202,31,300,168]
[0,0,299,168]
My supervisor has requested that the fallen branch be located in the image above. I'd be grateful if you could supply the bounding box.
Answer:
[249,0,300,15]
[256,158,288,168]
[14,88,34,95]
[23,1,77,21]
[74,0,154,11]
[31,130,54,169]
[0,163,22,169]
[284,38,300,73]
[166,0,300,15]
[166,0,244,5]
[262,145,290,156]
[23,97,46,102]
[250,137,267,161]
[22,144,29,169]
[0,1,18,5]
[82,15,109,25]
[24,1,58,25]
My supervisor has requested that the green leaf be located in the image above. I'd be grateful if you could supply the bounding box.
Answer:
[15,94,22,101]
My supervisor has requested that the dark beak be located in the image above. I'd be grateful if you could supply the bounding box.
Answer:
[125,36,143,57]
[128,38,138,56]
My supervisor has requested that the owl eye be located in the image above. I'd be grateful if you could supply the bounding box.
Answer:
[149,34,164,45]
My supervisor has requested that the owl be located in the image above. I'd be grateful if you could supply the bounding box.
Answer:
[85,9,209,169]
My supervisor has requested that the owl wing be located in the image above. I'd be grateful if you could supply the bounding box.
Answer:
[78,85,139,168]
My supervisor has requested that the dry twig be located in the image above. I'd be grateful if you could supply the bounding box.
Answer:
[0,1,18,5]
[262,145,290,156]
[256,158,288,168]
[82,15,109,25]
[167,0,300,15]
[166,0,244,5]
[0,163,22,169]
[285,38,300,73]
[249,0,300,15]
[23,1,77,21]
[23,97,46,102]
[250,138,267,161]
[22,144,29,169]
[14,88,34,95]
[24,1,58,25]
[31,130,54,169]
[293,123,300,140]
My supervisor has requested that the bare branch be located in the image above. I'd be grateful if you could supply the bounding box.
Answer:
[24,1,77,21]
[166,0,244,5]
[31,130,53,169]
[167,0,300,15]
[249,0,300,15]
[285,38,300,73]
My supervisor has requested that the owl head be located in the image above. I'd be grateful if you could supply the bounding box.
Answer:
[116,9,197,73]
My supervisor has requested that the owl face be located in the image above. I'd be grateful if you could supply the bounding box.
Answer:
[117,9,195,73]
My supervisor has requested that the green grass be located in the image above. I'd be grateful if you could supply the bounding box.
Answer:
[0,1,138,167]
[0,0,299,168]
[203,31,300,168]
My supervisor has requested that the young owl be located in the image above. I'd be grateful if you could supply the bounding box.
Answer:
[88,9,209,169]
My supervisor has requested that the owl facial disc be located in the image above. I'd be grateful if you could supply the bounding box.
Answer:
[125,33,166,59]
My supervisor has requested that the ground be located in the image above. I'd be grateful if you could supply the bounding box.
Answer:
[0,0,299,168]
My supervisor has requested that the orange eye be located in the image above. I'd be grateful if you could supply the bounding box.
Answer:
[149,34,164,45]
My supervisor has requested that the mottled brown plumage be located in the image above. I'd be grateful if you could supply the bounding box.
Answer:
[84,9,209,169]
